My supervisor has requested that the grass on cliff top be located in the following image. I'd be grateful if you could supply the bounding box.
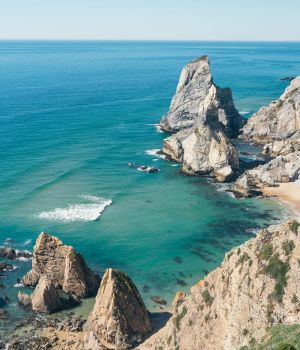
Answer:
[240,324,300,350]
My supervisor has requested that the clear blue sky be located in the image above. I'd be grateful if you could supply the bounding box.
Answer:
[1,0,300,41]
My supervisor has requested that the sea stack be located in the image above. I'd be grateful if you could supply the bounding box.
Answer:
[160,56,243,182]
[20,232,100,313]
[85,268,151,350]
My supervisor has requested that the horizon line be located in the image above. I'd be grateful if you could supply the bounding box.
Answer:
[0,38,300,43]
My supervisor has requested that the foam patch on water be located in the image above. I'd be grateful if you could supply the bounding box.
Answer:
[14,282,24,288]
[145,149,166,159]
[240,111,250,115]
[37,195,112,223]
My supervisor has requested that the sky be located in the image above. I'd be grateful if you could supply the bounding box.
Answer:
[1,0,300,41]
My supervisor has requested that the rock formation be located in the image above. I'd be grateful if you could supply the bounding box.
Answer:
[160,55,242,138]
[138,221,300,350]
[233,151,300,196]
[241,77,300,144]
[85,268,151,350]
[160,56,242,181]
[23,232,99,299]
[163,123,239,181]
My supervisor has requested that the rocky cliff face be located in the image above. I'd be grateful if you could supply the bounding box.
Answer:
[160,56,242,138]
[241,77,300,144]
[138,221,300,350]
[85,268,151,350]
[233,152,300,196]
[160,56,242,181]
[23,232,99,299]
[163,123,239,181]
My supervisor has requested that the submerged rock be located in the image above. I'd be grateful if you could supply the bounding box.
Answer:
[138,221,300,350]
[23,232,99,299]
[85,268,151,350]
[241,76,300,144]
[160,55,243,138]
[0,247,32,260]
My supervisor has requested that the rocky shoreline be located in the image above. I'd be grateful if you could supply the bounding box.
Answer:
[3,55,300,349]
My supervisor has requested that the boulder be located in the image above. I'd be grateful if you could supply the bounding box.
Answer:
[18,292,32,309]
[0,247,32,260]
[85,268,151,350]
[160,55,243,138]
[23,232,99,299]
[241,76,300,144]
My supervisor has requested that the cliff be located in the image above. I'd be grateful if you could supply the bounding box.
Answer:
[241,77,300,145]
[138,221,300,350]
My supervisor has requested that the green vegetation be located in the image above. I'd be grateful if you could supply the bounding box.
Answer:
[282,240,295,256]
[289,221,300,235]
[202,289,214,306]
[174,306,187,330]
[261,244,273,261]
[237,252,250,266]
[239,324,300,349]
[264,254,289,302]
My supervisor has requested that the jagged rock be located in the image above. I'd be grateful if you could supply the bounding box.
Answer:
[160,55,243,138]
[263,139,300,156]
[163,123,239,181]
[23,232,99,299]
[30,276,78,314]
[138,221,300,350]
[85,268,151,350]
[0,247,32,260]
[233,151,300,196]
[18,292,32,309]
[241,77,300,144]
[0,262,15,272]
[172,291,187,311]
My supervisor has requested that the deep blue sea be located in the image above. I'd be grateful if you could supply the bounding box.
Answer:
[0,41,300,332]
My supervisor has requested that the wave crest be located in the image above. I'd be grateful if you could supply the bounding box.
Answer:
[37,195,112,223]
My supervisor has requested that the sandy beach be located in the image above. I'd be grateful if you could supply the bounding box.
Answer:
[262,181,300,216]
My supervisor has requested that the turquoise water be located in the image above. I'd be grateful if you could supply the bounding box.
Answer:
[0,41,300,331]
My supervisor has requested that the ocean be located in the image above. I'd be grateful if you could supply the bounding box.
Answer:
[0,40,300,333]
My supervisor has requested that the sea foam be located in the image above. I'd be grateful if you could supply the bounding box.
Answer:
[145,149,166,159]
[37,195,112,223]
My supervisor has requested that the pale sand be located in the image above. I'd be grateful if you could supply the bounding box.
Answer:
[262,181,300,216]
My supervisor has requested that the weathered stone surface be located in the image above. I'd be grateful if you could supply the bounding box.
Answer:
[138,221,300,350]
[241,77,300,144]
[263,139,300,156]
[18,292,32,309]
[23,232,99,299]
[163,123,239,181]
[160,56,242,138]
[233,151,300,196]
[85,268,151,350]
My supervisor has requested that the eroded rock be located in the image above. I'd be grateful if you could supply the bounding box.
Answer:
[85,268,151,350]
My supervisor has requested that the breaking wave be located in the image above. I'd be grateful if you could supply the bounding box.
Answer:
[37,195,112,223]
[145,149,166,159]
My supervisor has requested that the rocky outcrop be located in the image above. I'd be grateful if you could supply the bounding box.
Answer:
[160,56,242,181]
[0,247,32,260]
[163,123,239,181]
[138,221,300,350]
[241,77,300,144]
[233,151,300,196]
[160,55,242,138]
[23,232,99,299]
[85,268,151,350]
[263,139,300,156]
